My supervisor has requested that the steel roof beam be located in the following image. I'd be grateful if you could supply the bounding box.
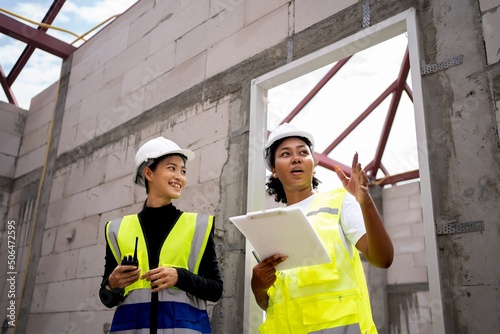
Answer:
[0,63,18,105]
[370,48,410,178]
[7,0,66,85]
[0,12,76,59]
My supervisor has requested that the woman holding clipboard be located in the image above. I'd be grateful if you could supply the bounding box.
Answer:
[251,123,394,334]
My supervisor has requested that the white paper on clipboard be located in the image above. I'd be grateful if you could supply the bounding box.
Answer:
[229,206,331,271]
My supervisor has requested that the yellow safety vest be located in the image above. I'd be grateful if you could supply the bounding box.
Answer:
[105,212,214,334]
[259,189,377,334]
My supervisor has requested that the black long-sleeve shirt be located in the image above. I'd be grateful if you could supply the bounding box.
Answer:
[99,202,223,328]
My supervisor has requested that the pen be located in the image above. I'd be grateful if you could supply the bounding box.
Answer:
[252,250,261,263]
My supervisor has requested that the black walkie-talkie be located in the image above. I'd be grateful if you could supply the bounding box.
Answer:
[121,237,139,268]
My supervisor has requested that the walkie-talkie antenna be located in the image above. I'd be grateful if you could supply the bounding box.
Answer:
[133,237,138,263]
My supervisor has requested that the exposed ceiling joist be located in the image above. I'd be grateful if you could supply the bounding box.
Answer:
[0,12,76,60]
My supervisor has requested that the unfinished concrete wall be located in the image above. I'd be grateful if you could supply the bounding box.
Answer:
[419,0,500,333]
[383,182,431,334]
[0,101,27,331]
[1,0,499,333]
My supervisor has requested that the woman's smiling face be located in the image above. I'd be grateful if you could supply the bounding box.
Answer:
[145,154,187,202]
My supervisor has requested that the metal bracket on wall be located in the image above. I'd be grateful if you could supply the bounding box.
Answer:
[362,0,370,28]
[421,55,463,76]
[436,220,484,235]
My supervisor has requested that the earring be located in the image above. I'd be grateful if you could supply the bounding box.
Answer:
[272,173,277,178]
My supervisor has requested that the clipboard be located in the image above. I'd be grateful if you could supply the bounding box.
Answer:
[229,206,331,271]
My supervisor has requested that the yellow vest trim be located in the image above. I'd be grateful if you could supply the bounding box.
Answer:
[260,189,377,334]
[106,212,213,296]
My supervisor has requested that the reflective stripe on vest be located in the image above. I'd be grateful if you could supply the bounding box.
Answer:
[105,212,213,334]
[259,189,377,334]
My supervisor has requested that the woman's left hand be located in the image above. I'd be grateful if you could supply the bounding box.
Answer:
[141,266,178,293]
[334,152,371,205]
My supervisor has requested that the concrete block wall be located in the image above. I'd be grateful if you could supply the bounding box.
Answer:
[0,84,56,333]
[0,101,26,226]
[383,181,432,334]
[0,102,26,179]
[0,101,26,333]
[57,0,357,157]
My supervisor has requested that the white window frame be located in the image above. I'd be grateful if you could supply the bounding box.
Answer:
[245,8,444,334]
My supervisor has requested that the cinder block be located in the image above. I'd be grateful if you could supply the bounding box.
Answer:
[76,244,105,278]
[387,267,428,284]
[393,237,426,254]
[23,100,53,134]
[26,312,70,334]
[30,283,48,313]
[46,191,87,228]
[414,251,428,268]
[70,68,106,107]
[176,3,244,66]
[408,193,422,209]
[28,82,57,115]
[68,309,115,334]
[411,222,425,238]
[43,278,91,312]
[0,153,15,178]
[206,6,289,78]
[244,0,288,25]
[385,225,412,240]
[147,42,176,79]
[80,155,107,190]
[383,196,410,213]
[88,276,110,311]
[383,181,420,200]
[18,123,49,156]
[57,125,78,156]
[0,107,25,136]
[178,179,219,215]
[169,104,230,151]
[85,176,135,217]
[384,208,422,226]
[0,131,21,156]
[36,250,79,284]
[14,145,46,178]
[95,97,143,137]
[389,253,415,269]
[149,0,209,55]
[41,228,56,256]
[479,0,499,12]
[105,142,136,183]
[294,0,357,33]
[102,36,151,85]
[54,215,100,253]
[49,170,67,204]
[125,0,163,47]
[199,139,227,183]
[143,53,207,111]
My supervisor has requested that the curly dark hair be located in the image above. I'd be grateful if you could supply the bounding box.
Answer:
[265,136,321,204]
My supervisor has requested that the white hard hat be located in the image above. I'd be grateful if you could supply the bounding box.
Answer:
[263,123,314,171]
[133,136,195,186]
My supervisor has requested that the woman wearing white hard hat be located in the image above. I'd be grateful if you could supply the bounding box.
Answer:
[251,123,393,334]
[99,137,223,334]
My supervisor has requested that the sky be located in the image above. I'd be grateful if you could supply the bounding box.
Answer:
[0,0,138,109]
[267,33,418,191]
